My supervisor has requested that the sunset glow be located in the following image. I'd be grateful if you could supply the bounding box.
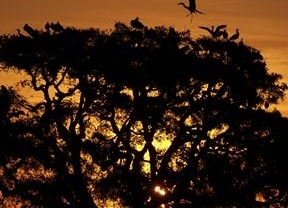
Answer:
[0,0,287,116]
[0,2,287,207]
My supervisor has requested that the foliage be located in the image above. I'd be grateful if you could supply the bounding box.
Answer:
[0,21,288,208]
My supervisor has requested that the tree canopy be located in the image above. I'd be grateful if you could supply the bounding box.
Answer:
[0,21,288,208]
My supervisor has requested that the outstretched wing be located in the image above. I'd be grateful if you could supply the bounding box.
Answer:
[199,26,213,35]
[215,24,227,33]
[194,9,205,14]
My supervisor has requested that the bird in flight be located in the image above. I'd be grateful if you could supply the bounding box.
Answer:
[178,0,205,22]
[198,24,227,38]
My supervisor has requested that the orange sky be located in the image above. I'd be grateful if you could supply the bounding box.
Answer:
[0,0,288,116]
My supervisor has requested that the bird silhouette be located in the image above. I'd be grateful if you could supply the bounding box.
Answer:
[178,0,205,22]
[45,22,50,31]
[198,24,227,38]
[16,29,26,38]
[238,38,244,46]
[23,23,39,38]
[50,21,64,33]
[222,29,228,39]
[130,17,144,30]
[229,28,240,40]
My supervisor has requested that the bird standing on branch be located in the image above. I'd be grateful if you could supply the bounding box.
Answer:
[178,0,205,22]
[16,29,26,38]
[44,22,50,33]
[222,29,228,39]
[130,17,144,30]
[198,24,227,38]
[50,21,65,33]
[23,23,39,38]
[229,28,240,40]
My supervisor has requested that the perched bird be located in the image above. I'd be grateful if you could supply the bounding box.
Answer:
[130,17,144,30]
[45,22,50,31]
[198,24,227,38]
[178,0,205,22]
[50,21,64,33]
[222,29,228,39]
[229,28,240,40]
[16,29,26,38]
[23,23,39,38]
[238,38,244,46]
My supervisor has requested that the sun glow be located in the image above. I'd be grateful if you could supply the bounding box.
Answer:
[154,185,166,196]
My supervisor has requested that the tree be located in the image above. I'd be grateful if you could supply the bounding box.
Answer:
[0,21,287,207]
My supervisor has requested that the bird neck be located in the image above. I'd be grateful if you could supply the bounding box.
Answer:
[178,2,189,9]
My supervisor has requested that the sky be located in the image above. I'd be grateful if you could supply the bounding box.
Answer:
[0,0,288,116]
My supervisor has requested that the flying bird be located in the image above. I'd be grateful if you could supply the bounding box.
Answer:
[130,17,144,30]
[178,0,205,22]
[229,28,240,40]
[198,24,227,38]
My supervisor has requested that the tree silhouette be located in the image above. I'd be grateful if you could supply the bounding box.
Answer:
[0,22,287,207]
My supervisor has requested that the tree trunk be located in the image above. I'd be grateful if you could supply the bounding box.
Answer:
[71,137,98,208]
